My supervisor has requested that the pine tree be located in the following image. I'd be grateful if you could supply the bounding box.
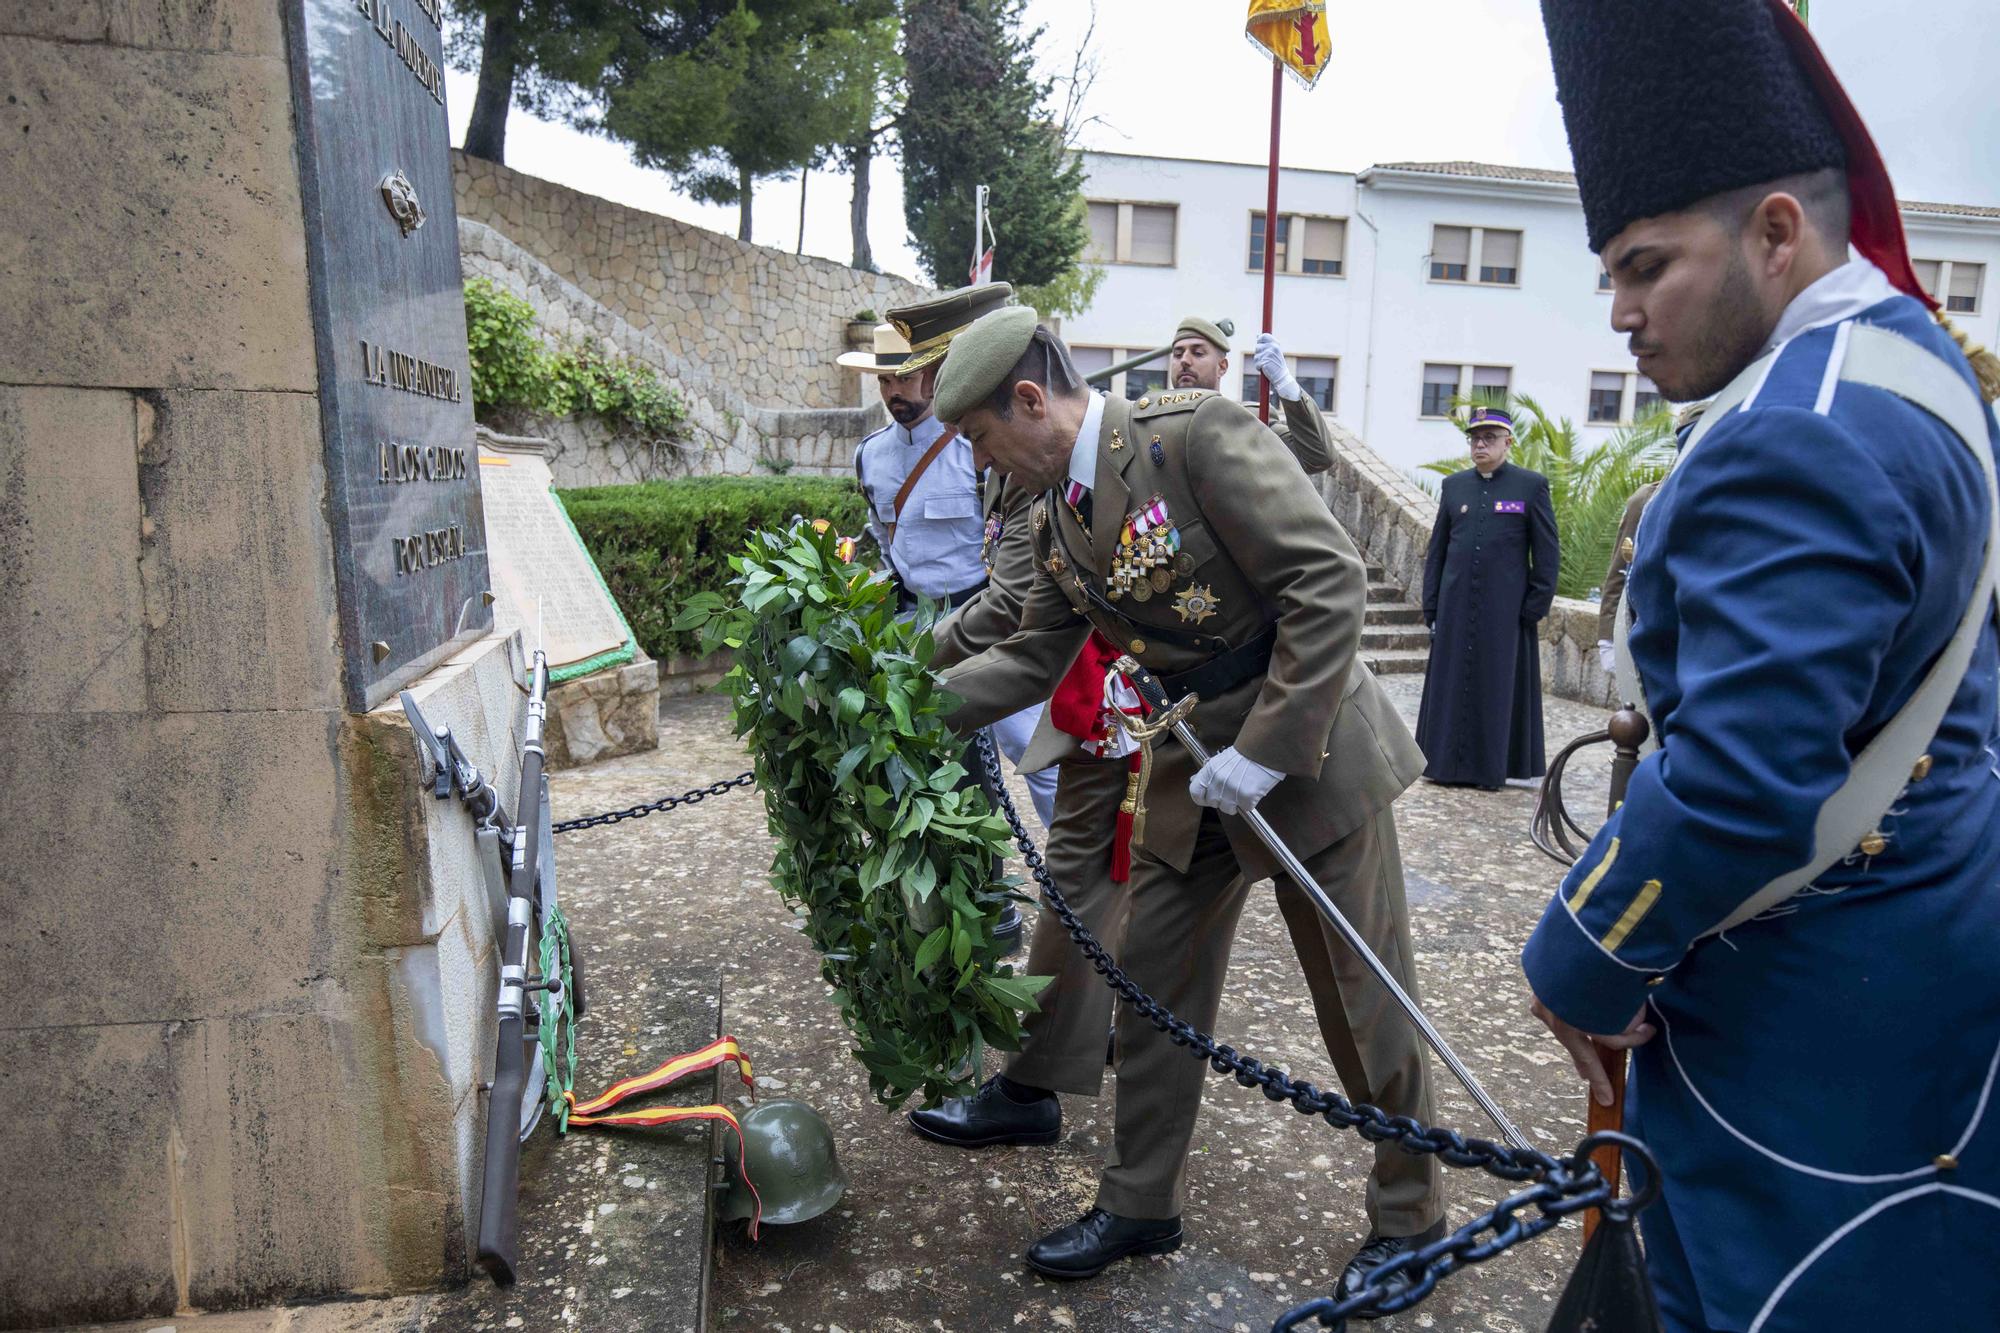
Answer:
[901,0,1088,297]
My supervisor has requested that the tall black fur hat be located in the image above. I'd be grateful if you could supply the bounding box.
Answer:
[1541,0,1845,252]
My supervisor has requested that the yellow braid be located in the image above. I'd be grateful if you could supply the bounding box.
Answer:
[1935,309,2000,403]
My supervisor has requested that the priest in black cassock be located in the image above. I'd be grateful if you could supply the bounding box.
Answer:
[1415,407,1559,789]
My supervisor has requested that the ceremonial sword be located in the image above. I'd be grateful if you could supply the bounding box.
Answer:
[1110,656,1533,1153]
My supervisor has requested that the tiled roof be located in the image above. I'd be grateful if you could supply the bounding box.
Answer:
[1369,162,2000,220]
[1368,161,1578,186]
[1901,199,2000,219]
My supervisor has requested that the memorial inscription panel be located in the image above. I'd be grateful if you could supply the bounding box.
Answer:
[286,0,492,710]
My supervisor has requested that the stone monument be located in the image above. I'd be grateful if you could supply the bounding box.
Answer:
[0,0,533,1322]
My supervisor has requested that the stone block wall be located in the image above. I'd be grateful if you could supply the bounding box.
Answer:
[1317,420,1613,707]
[462,219,887,487]
[453,153,930,411]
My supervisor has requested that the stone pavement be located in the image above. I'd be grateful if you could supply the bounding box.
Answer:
[50,677,1621,1333]
[538,675,1620,1333]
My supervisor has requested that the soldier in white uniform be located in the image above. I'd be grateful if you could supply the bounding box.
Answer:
[841,283,1058,828]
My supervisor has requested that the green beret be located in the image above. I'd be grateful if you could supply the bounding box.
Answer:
[934,306,1039,423]
[1174,315,1229,353]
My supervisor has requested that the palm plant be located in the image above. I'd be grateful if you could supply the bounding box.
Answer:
[1414,392,1676,601]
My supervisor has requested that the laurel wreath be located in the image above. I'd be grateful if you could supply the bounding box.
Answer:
[674,522,1050,1108]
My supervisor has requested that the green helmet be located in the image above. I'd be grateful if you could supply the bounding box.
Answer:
[719,1098,847,1226]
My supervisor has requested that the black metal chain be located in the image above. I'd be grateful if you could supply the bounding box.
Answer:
[970,733,1647,1331]
[551,771,756,834]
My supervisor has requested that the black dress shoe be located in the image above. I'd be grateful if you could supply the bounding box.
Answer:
[1337,1218,1449,1315]
[1025,1207,1183,1279]
[907,1074,1060,1147]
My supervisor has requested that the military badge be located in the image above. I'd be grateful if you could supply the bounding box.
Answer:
[981,512,1004,570]
[1620,536,1636,563]
[1495,500,1526,513]
[1173,584,1220,625]
[1110,428,1125,451]
[1150,436,1166,467]
[1107,495,1182,599]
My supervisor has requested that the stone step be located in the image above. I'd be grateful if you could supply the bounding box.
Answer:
[1363,648,1432,676]
[1364,562,1388,582]
[1365,581,1406,604]
[1361,625,1432,652]
[1366,602,1427,626]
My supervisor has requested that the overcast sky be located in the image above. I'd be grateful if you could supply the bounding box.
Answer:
[449,0,2000,285]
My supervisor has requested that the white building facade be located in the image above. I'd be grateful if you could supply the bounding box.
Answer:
[1062,151,2000,476]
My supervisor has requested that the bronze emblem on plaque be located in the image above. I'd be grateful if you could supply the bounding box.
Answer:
[379,170,427,237]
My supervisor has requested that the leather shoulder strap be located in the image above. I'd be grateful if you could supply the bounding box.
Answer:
[885,427,959,545]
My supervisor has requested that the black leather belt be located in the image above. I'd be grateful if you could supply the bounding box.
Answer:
[1157,627,1278,703]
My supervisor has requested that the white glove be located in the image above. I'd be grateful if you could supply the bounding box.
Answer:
[1253,333,1302,402]
[1597,640,1616,674]
[1188,746,1285,817]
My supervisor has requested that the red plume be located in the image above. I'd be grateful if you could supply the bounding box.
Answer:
[1764,0,1936,309]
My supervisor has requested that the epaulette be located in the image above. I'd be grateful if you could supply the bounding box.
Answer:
[1131,387,1219,419]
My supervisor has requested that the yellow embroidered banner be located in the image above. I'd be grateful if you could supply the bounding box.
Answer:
[1245,0,1331,90]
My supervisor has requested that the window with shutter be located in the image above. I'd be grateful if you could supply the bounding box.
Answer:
[1128,205,1177,265]
[1589,371,1626,423]
[1479,229,1521,284]
[1422,363,1461,417]
[1086,202,1117,265]
[1470,365,1510,404]
[1300,218,1345,275]
[1948,262,1983,314]
[1914,259,1943,302]
[1634,375,1665,420]
[1431,226,1470,282]
[1295,356,1337,410]
[1249,213,1291,271]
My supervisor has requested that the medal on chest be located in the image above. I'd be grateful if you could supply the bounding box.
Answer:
[981,511,1004,570]
[1108,494,1180,601]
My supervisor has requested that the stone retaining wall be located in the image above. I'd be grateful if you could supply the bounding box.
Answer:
[1317,420,1614,708]
[461,219,886,485]
[453,152,929,412]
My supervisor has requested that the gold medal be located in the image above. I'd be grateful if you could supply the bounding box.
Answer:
[1130,579,1153,602]
[1620,536,1637,563]
[1174,552,1195,576]
[1173,584,1221,625]
[1150,567,1173,593]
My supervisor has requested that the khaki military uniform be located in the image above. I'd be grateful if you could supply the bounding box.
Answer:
[943,388,1442,1232]
[1270,391,1333,476]
[1596,481,1658,643]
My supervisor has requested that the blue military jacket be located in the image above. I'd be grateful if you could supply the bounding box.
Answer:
[1523,290,2000,1330]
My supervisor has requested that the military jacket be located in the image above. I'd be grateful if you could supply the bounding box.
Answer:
[941,389,1421,878]
[1596,481,1657,643]
[1271,391,1333,475]
[1522,292,2000,1329]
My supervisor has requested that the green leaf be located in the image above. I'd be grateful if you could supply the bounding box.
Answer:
[836,688,868,725]
[951,925,972,969]
[912,925,950,972]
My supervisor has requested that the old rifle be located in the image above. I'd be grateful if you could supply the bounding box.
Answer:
[1109,657,1533,1152]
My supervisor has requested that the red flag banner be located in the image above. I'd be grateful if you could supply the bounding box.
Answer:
[1245,0,1331,90]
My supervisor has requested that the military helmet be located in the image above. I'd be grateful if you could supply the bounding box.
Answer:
[719,1098,847,1226]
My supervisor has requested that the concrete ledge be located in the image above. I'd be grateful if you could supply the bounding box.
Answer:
[546,655,661,770]
[658,650,731,699]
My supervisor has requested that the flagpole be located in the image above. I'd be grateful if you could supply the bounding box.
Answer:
[1259,59,1281,425]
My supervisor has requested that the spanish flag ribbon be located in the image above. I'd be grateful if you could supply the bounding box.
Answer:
[1245,0,1332,90]
[563,1036,764,1236]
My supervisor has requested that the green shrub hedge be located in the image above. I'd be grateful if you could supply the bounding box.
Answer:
[561,476,872,664]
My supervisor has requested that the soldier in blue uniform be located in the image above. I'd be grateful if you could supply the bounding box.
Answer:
[1525,3,2000,1329]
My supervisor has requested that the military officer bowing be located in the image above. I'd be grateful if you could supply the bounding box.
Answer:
[1528,2,2000,1329]
[909,322,1337,1159]
[845,282,1058,829]
[925,306,1444,1294]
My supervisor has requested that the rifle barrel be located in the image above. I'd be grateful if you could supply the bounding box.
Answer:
[1084,318,1237,387]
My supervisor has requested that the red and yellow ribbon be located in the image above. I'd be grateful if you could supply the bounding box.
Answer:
[563,1036,765,1236]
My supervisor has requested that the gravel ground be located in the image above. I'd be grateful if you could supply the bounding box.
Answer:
[534,676,1623,1333]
